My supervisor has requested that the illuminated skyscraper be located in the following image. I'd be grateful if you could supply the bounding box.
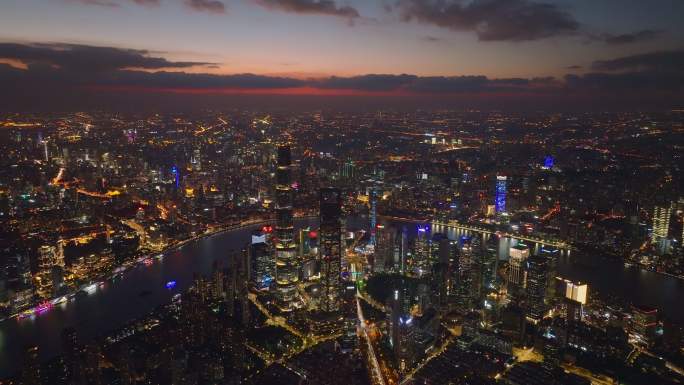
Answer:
[456,237,478,311]
[274,145,298,311]
[651,204,671,243]
[507,244,529,298]
[413,225,430,276]
[250,228,273,289]
[369,189,377,247]
[319,187,342,312]
[35,245,57,299]
[495,175,507,213]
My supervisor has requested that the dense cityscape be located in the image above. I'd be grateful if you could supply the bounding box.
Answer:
[0,110,682,384]
[2,0,684,384]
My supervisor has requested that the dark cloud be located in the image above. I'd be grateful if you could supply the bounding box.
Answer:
[421,35,441,42]
[109,71,305,89]
[566,65,582,70]
[253,0,360,19]
[0,42,682,110]
[592,50,684,72]
[0,43,215,72]
[131,0,160,5]
[594,29,663,45]
[70,0,163,7]
[315,74,417,91]
[564,71,684,91]
[71,0,120,7]
[395,0,579,42]
[185,0,226,13]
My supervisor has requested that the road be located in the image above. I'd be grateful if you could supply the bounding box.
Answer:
[357,296,387,385]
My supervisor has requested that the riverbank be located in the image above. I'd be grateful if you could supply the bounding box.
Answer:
[2,216,319,324]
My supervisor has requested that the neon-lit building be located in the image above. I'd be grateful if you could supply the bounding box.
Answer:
[495,175,507,213]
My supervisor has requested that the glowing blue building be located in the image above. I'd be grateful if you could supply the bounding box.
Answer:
[495,175,507,213]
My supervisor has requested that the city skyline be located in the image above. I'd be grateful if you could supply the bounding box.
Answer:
[1,2,683,384]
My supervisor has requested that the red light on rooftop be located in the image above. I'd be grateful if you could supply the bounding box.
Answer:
[309,231,317,238]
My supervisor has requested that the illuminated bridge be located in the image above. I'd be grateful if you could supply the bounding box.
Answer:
[381,216,572,255]
[432,220,572,251]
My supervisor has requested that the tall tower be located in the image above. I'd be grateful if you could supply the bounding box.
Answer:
[525,254,548,323]
[369,189,377,247]
[651,204,671,243]
[274,145,298,311]
[319,187,342,312]
[495,175,507,213]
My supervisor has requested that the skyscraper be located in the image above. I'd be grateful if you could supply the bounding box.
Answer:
[374,224,394,273]
[35,245,57,299]
[456,237,476,311]
[495,175,507,213]
[251,228,273,289]
[319,187,342,313]
[274,145,298,311]
[651,204,671,243]
[369,189,377,247]
[413,225,430,276]
[525,254,548,322]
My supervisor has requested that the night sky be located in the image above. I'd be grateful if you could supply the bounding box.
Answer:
[1,0,683,110]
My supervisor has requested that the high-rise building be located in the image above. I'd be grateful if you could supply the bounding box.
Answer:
[251,228,273,289]
[369,189,377,247]
[507,244,530,292]
[495,175,507,213]
[561,280,588,322]
[539,247,560,304]
[340,159,355,181]
[651,204,671,243]
[35,245,57,299]
[525,255,548,322]
[374,224,394,273]
[456,237,477,311]
[298,227,318,257]
[395,226,409,273]
[434,236,455,310]
[274,145,298,311]
[319,187,342,313]
[389,287,415,373]
[481,235,500,292]
[413,225,430,276]
[630,305,658,347]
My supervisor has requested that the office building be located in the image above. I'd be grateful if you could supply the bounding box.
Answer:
[319,187,342,313]
[651,204,671,243]
[525,254,548,322]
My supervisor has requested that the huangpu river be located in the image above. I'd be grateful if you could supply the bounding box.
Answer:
[0,216,682,377]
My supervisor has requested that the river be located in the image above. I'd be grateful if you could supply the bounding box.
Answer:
[0,216,682,377]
